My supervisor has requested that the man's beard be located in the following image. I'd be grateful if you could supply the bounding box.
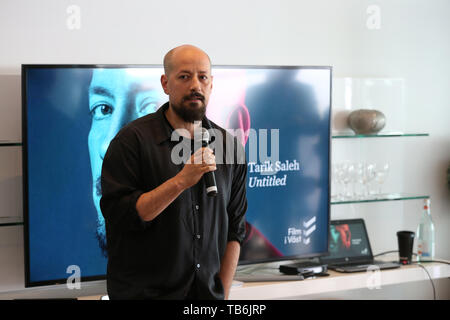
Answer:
[96,227,108,258]
[95,177,108,257]
[171,92,207,123]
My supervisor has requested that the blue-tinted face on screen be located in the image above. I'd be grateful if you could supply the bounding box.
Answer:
[88,68,165,253]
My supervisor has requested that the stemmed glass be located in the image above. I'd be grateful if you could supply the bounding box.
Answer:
[333,162,389,201]
[334,162,358,200]
[341,162,352,200]
[373,163,390,196]
[347,163,358,199]
[357,163,376,199]
[334,163,347,201]
[331,164,339,201]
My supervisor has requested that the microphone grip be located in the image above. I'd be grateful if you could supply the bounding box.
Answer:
[201,122,218,197]
[204,171,218,197]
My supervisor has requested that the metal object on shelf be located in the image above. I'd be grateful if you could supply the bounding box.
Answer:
[347,109,386,135]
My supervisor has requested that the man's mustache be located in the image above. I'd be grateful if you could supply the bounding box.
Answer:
[183,92,205,102]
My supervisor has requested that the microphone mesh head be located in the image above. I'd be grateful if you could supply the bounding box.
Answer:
[201,127,209,142]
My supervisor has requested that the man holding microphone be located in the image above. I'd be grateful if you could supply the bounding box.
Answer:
[100,44,247,300]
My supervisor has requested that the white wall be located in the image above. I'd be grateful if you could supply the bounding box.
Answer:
[0,0,449,297]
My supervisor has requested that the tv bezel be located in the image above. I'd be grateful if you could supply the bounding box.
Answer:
[22,64,332,287]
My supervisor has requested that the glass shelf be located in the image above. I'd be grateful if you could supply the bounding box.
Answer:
[332,132,429,139]
[2,133,430,143]
[0,217,24,227]
[0,141,22,147]
[331,193,430,205]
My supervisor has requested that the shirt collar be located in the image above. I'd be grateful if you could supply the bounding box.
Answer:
[154,102,173,144]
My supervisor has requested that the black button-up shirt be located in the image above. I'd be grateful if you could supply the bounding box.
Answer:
[100,102,247,300]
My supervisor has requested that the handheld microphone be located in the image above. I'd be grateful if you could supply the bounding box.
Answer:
[200,127,218,197]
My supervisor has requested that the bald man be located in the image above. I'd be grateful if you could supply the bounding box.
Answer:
[100,45,247,300]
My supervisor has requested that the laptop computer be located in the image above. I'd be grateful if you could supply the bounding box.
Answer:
[319,219,400,273]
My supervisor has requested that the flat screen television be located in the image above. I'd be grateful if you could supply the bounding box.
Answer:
[22,64,331,287]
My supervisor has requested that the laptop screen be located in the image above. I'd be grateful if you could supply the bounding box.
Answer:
[321,219,373,262]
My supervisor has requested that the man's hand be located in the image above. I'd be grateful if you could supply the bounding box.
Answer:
[175,147,216,189]
[136,147,216,222]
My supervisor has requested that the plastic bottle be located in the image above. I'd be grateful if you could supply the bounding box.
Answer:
[416,198,435,261]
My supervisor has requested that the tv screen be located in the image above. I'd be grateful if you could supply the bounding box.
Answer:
[22,65,331,287]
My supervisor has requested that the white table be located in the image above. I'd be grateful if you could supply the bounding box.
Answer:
[230,260,450,300]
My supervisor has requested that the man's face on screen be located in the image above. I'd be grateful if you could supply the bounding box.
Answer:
[88,68,164,254]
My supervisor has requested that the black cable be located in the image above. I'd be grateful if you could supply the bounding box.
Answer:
[412,262,436,300]
[373,250,398,258]
[373,250,418,258]
[418,259,450,265]
[413,260,450,300]
[374,251,450,300]
[373,250,399,258]
[374,249,450,266]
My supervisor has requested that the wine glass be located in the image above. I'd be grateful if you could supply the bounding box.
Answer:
[357,162,375,199]
[366,163,376,198]
[331,163,339,201]
[341,162,352,200]
[374,163,390,196]
[346,162,358,200]
[335,163,346,200]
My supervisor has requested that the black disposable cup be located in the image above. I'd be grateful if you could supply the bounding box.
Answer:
[397,231,415,265]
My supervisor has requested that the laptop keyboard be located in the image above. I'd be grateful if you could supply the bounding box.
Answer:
[329,261,400,272]
[331,262,371,267]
